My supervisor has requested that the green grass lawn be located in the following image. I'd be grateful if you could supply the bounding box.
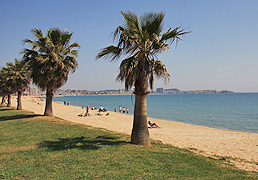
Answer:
[0,106,257,179]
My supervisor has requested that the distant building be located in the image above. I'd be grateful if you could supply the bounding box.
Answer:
[218,90,234,93]
[118,89,125,94]
[82,90,89,94]
[156,88,164,93]
[164,88,180,94]
[55,89,65,95]
[51,87,233,96]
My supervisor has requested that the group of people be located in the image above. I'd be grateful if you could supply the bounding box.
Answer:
[78,105,110,117]
[78,105,91,117]
[114,106,129,114]
[78,104,160,128]
[64,101,70,106]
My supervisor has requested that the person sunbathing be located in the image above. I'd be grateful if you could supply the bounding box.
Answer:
[78,113,84,117]
[148,121,160,128]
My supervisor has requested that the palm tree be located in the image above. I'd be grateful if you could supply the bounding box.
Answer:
[0,66,14,107]
[96,11,190,146]
[0,69,8,105]
[22,28,80,116]
[2,59,31,110]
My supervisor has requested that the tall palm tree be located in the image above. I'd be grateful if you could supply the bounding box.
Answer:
[2,59,31,110]
[96,11,190,146]
[22,28,80,116]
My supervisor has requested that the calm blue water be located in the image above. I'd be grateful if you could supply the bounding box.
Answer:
[53,93,258,133]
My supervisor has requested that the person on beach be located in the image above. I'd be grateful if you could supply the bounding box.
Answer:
[64,101,66,105]
[84,112,90,117]
[82,105,84,109]
[86,105,89,113]
[148,121,160,128]
[114,108,117,112]
[119,106,121,113]
[126,108,129,114]
[97,108,102,116]
[67,102,70,106]
[83,105,90,117]
[78,113,84,117]
[123,107,125,113]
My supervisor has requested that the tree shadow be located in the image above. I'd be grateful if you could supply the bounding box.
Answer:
[0,108,14,112]
[38,135,128,151]
[0,114,41,122]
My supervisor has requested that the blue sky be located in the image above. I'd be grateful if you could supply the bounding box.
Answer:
[0,0,258,92]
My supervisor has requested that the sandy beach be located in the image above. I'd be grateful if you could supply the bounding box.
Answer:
[11,96,258,172]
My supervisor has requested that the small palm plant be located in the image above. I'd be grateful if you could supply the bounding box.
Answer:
[22,28,80,116]
[96,11,190,146]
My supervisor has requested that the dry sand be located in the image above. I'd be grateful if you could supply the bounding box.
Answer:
[10,96,258,172]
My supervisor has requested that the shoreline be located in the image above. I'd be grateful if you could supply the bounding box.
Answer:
[36,92,258,98]
[50,94,258,134]
[33,95,258,135]
[10,96,258,172]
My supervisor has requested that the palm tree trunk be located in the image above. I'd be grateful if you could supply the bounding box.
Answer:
[44,88,53,116]
[131,93,151,146]
[17,91,22,110]
[7,94,11,107]
[1,96,6,105]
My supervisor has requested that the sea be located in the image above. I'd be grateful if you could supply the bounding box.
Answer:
[53,93,258,133]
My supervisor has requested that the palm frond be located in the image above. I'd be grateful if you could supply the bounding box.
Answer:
[141,12,165,36]
[96,46,122,61]
[153,60,170,83]
[161,26,191,44]
[116,56,137,90]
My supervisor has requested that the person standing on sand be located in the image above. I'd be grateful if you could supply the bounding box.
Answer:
[119,106,121,113]
[123,107,125,113]
[86,105,89,114]
[126,108,129,114]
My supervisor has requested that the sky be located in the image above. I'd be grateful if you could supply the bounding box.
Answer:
[0,0,258,92]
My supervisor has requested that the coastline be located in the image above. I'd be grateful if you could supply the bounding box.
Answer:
[11,96,258,172]
[52,93,258,134]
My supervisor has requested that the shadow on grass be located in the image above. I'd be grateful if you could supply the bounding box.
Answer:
[38,136,128,151]
[0,108,14,111]
[0,114,41,122]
